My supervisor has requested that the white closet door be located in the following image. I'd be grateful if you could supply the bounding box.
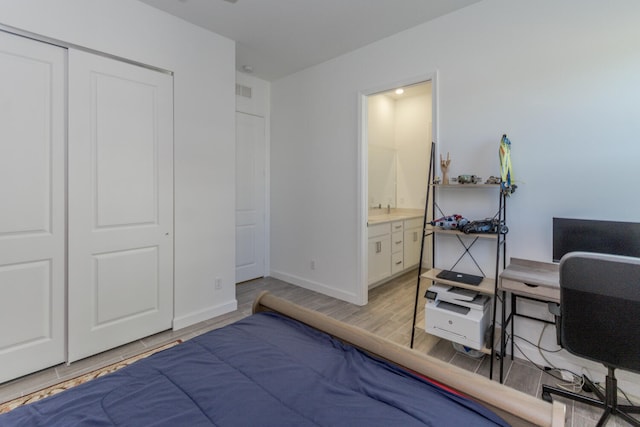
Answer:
[235,112,266,283]
[68,50,174,362]
[0,32,65,382]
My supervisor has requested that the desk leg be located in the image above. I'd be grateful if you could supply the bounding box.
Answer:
[500,290,506,383]
[510,293,516,360]
[489,307,495,381]
[489,285,501,381]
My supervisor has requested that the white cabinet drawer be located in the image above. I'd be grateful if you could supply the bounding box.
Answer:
[391,231,403,254]
[391,221,404,233]
[391,252,404,274]
[368,222,390,238]
[500,278,560,303]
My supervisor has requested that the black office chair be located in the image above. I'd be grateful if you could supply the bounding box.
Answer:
[542,252,640,427]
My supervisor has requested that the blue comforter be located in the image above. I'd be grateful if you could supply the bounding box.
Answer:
[1,312,509,426]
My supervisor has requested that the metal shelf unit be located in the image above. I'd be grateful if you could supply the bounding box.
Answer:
[410,142,507,380]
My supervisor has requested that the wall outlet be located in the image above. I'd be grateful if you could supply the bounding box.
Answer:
[310,260,316,270]
[215,277,222,290]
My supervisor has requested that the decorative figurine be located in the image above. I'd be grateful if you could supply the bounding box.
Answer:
[440,152,451,185]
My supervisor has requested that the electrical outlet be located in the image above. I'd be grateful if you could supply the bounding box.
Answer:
[215,278,222,290]
[310,260,316,270]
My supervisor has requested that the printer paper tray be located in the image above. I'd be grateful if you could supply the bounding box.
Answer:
[426,325,483,351]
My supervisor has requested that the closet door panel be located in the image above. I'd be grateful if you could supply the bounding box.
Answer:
[0,32,65,382]
[94,73,157,227]
[68,50,174,363]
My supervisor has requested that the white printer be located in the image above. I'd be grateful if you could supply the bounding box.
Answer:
[424,283,490,351]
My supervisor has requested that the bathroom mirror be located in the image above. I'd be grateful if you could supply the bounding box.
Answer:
[367,81,431,210]
[368,145,396,208]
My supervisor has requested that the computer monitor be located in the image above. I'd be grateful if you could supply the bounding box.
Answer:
[552,217,640,262]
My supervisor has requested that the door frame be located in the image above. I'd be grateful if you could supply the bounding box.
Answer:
[357,71,439,305]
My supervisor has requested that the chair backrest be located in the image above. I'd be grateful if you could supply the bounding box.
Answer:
[559,251,640,373]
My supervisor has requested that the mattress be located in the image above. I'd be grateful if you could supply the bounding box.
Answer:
[0,312,509,426]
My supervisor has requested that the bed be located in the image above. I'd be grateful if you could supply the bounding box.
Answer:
[0,292,565,426]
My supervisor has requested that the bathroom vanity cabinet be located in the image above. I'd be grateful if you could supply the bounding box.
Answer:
[367,214,424,287]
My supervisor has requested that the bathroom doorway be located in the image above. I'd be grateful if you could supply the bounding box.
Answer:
[358,74,437,304]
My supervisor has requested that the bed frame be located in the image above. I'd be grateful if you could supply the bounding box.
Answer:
[253,291,566,427]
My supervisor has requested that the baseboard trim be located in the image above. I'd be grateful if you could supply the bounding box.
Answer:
[172,299,238,330]
[269,270,362,305]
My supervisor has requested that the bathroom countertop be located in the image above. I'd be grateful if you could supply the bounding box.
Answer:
[367,209,424,225]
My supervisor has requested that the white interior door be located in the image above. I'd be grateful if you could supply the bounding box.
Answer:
[235,112,266,283]
[68,50,174,362]
[0,32,66,382]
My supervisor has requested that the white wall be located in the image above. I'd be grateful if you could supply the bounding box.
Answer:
[0,0,237,329]
[271,0,640,393]
[236,72,270,117]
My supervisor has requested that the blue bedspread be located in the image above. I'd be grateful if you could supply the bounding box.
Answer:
[1,312,509,426]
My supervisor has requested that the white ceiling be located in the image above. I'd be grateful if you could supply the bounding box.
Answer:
[138,0,482,81]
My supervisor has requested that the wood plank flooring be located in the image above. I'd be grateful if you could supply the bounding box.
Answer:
[0,271,630,426]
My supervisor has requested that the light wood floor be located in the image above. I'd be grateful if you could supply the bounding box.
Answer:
[0,271,628,426]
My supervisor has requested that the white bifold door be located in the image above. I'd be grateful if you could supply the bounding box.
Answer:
[0,32,66,383]
[67,50,174,362]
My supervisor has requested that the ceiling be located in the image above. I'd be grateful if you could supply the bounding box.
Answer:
[138,0,482,81]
